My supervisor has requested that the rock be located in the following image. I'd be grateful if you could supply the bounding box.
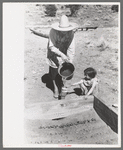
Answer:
[94,17,99,21]
[103,16,110,20]
[96,37,109,49]
[97,10,102,13]
[32,70,36,74]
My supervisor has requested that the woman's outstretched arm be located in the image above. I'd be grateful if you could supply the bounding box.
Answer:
[29,28,49,38]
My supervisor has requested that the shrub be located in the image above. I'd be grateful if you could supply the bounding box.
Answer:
[96,5,101,7]
[65,5,81,16]
[111,5,119,12]
[44,5,57,17]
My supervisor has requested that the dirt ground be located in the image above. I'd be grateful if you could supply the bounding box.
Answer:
[24,4,119,147]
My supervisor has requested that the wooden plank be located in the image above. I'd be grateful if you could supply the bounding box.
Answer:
[25,96,94,120]
[78,26,98,31]
[93,96,118,134]
[45,103,93,120]
[25,95,94,108]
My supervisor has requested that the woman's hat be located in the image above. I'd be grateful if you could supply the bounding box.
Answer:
[51,15,78,31]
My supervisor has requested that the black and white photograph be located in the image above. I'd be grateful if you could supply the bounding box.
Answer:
[3,2,121,147]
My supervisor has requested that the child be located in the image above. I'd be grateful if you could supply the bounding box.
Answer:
[70,67,99,96]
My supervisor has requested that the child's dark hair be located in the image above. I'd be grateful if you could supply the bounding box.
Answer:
[84,67,97,78]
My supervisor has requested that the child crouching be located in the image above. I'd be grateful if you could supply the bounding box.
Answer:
[70,67,99,96]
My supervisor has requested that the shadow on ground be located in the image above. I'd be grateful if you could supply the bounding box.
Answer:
[67,88,83,96]
[41,73,63,93]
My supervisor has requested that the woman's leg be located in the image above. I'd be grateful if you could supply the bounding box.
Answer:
[53,80,59,98]
[49,66,59,98]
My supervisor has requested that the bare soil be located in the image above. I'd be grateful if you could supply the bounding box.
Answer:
[24,4,119,146]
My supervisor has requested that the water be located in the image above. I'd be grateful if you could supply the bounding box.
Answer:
[61,69,72,77]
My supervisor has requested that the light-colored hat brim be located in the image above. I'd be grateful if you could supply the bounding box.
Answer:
[51,22,78,31]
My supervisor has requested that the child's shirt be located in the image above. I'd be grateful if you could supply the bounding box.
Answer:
[82,77,98,87]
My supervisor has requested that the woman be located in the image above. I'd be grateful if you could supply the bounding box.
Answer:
[47,15,78,98]
[31,15,78,98]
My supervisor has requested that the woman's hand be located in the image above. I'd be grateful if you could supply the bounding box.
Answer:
[61,53,69,62]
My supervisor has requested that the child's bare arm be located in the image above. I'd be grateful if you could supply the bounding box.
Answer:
[66,80,82,88]
[71,80,83,86]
